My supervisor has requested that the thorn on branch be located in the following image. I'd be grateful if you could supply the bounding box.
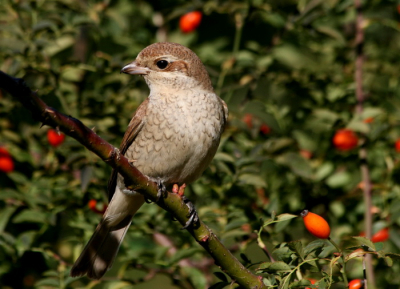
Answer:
[200,235,209,242]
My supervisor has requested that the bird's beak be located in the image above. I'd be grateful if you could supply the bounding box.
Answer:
[120,61,150,75]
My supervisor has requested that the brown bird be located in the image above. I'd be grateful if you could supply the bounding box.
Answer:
[70,42,228,279]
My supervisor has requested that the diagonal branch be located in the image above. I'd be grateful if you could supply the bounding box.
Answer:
[0,71,265,289]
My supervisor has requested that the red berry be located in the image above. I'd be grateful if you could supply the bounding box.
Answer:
[348,279,364,289]
[260,124,271,135]
[0,147,11,158]
[47,129,65,147]
[395,139,400,152]
[0,156,14,173]
[243,113,253,129]
[301,210,330,239]
[88,199,97,210]
[88,199,107,215]
[371,227,389,243]
[300,149,313,159]
[305,278,317,289]
[332,129,358,151]
[179,11,202,33]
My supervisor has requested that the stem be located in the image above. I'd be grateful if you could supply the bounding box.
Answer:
[216,11,244,98]
[232,12,244,57]
[328,237,348,286]
[256,229,275,262]
[354,0,375,287]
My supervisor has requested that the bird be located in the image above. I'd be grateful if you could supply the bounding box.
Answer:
[70,42,228,279]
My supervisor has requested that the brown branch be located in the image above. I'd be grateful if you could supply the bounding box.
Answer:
[354,0,375,288]
[0,71,265,289]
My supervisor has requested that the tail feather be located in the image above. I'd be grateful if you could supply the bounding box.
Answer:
[70,216,132,279]
[71,189,145,279]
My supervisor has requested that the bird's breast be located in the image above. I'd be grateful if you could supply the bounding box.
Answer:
[125,90,225,185]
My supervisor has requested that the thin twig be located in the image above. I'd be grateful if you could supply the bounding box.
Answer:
[328,237,348,286]
[354,0,375,288]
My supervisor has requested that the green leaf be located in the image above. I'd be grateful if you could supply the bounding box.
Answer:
[273,45,318,70]
[289,279,313,288]
[13,210,48,224]
[326,170,352,188]
[273,247,292,262]
[169,247,201,265]
[44,35,75,56]
[238,173,267,187]
[262,214,297,227]
[34,278,60,287]
[279,152,313,179]
[304,240,328,256]
[182,267,207,289]
[258,261,292,273]
[352,237,376,251]
[314,162,334,181]
[385,256,393,267]
[288,240,305,260]
[375,242,384,251]
[0,206,17,233]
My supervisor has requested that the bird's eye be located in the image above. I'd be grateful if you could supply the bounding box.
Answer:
[156,60,169,69]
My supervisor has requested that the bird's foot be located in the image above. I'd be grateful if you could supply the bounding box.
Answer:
[181,196,199,230]
[156,180,166,202]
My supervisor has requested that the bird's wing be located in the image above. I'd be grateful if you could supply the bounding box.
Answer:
[220,98,229,129]
[107,97,149,201]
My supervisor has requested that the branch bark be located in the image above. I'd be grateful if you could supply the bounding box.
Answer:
[354,0,375,288]
[0,71,265,289]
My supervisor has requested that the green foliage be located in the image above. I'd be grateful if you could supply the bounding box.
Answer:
[1,0,400,288]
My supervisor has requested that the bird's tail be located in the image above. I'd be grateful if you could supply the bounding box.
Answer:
[70,189,145,279]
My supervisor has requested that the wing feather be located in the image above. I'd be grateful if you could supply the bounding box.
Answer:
[107,98,149,201]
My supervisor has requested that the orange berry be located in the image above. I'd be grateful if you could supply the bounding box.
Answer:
[371,227,389,243]
[363,117,374,123]
[332,129,358,151]
[0,156,14,173]
[179,11,202,33]
[395,139,400,152]
[301,210,330,239]
[47,129,65,147]
[348,279,364,289]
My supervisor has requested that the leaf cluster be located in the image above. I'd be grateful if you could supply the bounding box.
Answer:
[1,0,400,288]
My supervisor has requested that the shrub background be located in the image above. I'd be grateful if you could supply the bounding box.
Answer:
[1,0,400,288]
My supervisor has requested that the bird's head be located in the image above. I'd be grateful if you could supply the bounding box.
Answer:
[121,42,213,92]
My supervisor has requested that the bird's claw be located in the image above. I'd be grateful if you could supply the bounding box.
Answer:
[156,180,166,202]
[180,196,199,230]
